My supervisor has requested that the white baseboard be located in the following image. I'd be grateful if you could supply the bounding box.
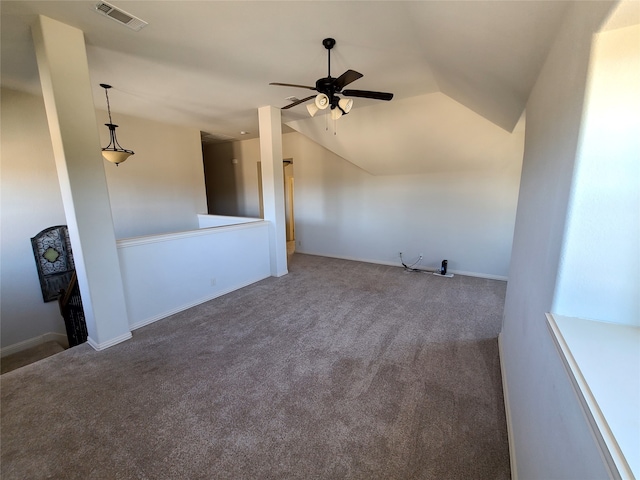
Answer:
[451,269,508,281]
[295,251,508,281]
[128,275,270,331]
[498,332,518,480]
[1,332,68,358]
[86,331,132,351]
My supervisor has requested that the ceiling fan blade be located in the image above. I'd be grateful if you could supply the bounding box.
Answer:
[281,95,316,110]
[334,70,363,90]
[342,89,394,101]
[270,82,316,91]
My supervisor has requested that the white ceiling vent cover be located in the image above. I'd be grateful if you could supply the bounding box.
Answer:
[95,2,148,31]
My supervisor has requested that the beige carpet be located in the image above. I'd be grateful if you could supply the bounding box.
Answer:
[1,340,66,375]
[1,254,510,479]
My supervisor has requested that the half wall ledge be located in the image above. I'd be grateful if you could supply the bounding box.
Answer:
[547,313,639,479]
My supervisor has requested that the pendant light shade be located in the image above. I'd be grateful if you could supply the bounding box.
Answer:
[101,149,133,165]
[100,84,134,166]
[314,93,329,110]
[331,107,342,120]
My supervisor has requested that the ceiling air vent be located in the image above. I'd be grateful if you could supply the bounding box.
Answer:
[95,2,148,31]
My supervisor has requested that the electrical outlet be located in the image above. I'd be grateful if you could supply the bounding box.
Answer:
[210,278,216,286]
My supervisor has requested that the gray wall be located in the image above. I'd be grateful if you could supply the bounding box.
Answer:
[1,88,68,347]
[202,141,262,218]
[205,119,523,280]
[553,21,639,326]
[202,142,240,216]
[500,2,617,478]
[1,87,207,350]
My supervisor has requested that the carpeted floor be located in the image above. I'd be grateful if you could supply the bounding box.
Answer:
[1,254,511,479]
[1,341,66,375]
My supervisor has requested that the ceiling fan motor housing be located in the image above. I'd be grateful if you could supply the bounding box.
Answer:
[316,77,339,96]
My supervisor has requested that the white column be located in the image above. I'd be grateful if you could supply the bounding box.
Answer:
[258,106,288,277]
[32,15,131,350]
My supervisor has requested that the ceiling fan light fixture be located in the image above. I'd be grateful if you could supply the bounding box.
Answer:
[338,98,353,114]
[270,38,393,123]
[307,103,319,117]
[315,94,329,110]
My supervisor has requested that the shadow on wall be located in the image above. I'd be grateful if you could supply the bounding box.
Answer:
[202,142,239,216]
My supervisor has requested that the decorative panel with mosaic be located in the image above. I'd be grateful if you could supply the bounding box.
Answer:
[31,225,75,302]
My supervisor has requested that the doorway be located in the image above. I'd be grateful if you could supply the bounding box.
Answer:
[283,159,295,255]
[256,159,296,255]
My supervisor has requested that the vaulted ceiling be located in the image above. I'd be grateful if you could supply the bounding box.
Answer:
[1,1,599,174]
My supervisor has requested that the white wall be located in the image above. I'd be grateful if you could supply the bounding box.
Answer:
[207,126,522,279]
[0,88,68,348]
[553,23,640,326]
[1,87,208,350]
[288,132,522,278]
[99,110,208,239]
[117,222,270,330]
[500,2,617,479]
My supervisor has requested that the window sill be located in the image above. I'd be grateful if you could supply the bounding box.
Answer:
[547,313,639,479]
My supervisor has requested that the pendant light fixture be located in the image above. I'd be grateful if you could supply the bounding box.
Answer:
[100,83,134,166]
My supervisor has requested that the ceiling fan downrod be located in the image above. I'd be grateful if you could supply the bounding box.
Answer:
[323,37,336,78]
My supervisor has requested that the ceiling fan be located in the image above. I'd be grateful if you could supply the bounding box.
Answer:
[270,38,393,119]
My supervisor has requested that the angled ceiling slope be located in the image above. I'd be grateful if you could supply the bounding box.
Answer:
[287,92,526,176]
[2,1,572,142]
